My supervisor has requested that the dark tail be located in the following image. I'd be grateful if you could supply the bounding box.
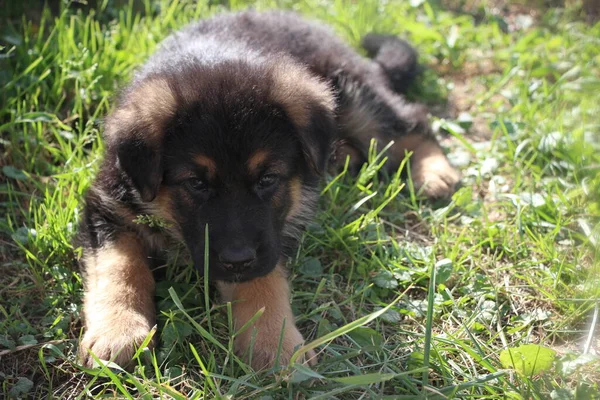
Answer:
[362,33,421,93]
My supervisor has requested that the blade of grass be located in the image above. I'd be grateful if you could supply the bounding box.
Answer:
[422,255,437,390]
[168,287,227,352]
[289,295,401,365]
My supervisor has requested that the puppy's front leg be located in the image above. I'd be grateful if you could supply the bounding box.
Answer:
[218,265,316,370]
[79,232,155,368]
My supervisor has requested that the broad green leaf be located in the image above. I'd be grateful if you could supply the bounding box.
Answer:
[435,258,453,284]
[298,257,323,276]
[347,327,383,347]
[373,270,398,289]
[380,308,402,323]
[551,388,573,400]
[452,186,473,208]
[2,166,28,181]
[11,227,33,244]
[0,335,16,350]
[558,353,598,377]
[499,344,556,376]
[18,335,37,346]
[9,377,34,397]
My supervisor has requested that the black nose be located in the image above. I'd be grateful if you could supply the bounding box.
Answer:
[218,246,257,271]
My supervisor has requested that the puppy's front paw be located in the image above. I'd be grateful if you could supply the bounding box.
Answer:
[236,323,316,370]
[79,317,154,369]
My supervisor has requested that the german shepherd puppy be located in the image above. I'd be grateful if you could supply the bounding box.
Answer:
[77,10,460,370]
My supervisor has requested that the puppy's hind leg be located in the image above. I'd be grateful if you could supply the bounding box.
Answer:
[359,35,460,197]
[335,81,460,199]
[376,101,461,199]
[393,131,462,200]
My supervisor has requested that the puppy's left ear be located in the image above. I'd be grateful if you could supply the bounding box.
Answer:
[270,63,336,175]
[104,78,177,202]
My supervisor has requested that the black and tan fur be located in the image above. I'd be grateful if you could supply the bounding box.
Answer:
[78,10,460,370]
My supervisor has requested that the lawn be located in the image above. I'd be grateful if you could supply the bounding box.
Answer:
[1,0,599,398]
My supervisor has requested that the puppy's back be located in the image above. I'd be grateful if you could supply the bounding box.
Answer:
[140,10,372,82]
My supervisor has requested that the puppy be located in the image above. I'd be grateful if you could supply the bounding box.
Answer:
[77,10,460,370]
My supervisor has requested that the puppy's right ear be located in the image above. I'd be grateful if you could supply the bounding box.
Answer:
[269,61,336,175]
[104,79,176,202]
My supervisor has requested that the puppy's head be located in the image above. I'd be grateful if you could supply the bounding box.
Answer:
[104,59,335,281]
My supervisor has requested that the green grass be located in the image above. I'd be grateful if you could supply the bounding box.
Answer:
[1,0,599,398]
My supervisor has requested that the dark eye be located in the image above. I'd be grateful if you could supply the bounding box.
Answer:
[186,178,207,192]
[257,174,279,190]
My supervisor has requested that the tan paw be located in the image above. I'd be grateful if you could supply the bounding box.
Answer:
[79,319,154,369]
[412,163,461,199]
[410,142,461,199]
[236,323,316,370]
